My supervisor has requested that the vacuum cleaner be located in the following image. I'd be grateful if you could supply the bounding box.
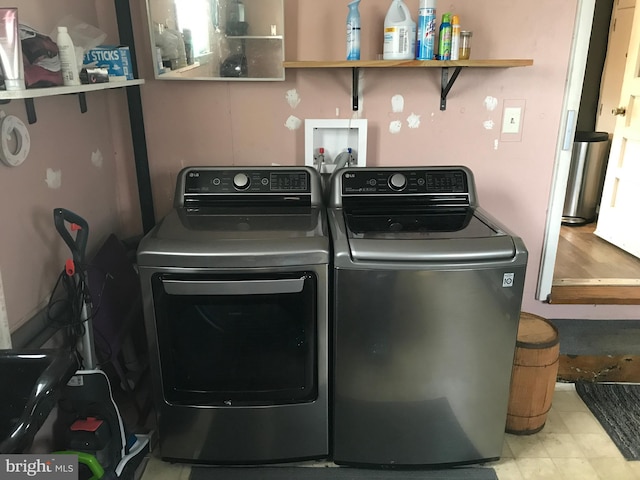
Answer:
[50,208,150,480]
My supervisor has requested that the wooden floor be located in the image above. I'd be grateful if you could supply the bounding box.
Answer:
[550,222,640,304]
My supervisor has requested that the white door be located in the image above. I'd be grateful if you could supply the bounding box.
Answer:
[595,2,640,258]
[596,2,635,134]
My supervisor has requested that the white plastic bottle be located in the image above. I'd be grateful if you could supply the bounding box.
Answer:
[416,0,436,60]
[450,14,461,61]
[347,0,361,61]
[57,26,80,86]
[383,0,416,60]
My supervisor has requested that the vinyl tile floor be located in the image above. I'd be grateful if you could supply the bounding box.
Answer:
[139,383,640,480]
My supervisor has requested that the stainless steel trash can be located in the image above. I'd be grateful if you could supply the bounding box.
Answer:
[562,131,610,225]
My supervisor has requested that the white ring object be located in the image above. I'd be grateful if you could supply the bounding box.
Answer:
[0,115,31,167]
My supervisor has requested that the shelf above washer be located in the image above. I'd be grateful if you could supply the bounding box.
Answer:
[0,79,145,124]
[283,59,534,111]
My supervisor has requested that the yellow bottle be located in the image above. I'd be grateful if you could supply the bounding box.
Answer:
[450,15,461,60]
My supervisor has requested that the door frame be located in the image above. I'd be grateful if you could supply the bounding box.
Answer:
[537,0,596,301]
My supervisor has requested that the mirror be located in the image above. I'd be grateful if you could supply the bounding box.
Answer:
[145,0,285,81]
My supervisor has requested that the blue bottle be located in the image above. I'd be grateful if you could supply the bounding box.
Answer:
[347,0,361,61]
[416,0,436,60]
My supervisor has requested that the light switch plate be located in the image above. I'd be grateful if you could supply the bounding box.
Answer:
[502,107,522,134]
[500,100,526,142]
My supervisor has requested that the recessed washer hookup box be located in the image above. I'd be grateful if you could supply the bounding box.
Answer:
[83,45,133,81]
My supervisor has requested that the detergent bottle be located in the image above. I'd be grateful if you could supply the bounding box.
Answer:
[383,0,416,60]
[347,0,361,60]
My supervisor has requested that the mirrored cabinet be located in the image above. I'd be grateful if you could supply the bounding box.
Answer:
[146,0,285,81]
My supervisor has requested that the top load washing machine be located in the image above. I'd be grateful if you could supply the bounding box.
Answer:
[327,166,528,467]
[137,166,329,464]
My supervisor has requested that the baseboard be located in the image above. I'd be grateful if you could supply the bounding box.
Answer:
[549,285,640,304]
[558,354,640,382]
[549,319,640,356]
[11,306,59,349]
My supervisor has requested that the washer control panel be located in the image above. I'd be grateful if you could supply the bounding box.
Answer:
[342,169,468,195]
[184,169,311,194]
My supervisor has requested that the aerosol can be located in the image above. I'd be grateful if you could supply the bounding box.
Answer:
[416,0,436,60]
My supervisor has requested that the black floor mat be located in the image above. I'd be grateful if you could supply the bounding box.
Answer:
[189,466,497,480]
[575,382,640,460]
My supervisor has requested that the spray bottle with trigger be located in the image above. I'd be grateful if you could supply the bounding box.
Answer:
[347,0,361,61]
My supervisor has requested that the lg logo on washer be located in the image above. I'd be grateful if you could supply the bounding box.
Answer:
[503,273,515,287]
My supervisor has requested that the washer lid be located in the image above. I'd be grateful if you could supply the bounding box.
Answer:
[345,207,487,238]
[344,208,516,262]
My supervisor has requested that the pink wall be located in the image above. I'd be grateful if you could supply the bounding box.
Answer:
[131,0,639,320]
[3,0,638,334]
[0,0,140,332]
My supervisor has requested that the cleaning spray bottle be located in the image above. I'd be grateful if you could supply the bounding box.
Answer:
[450,14,461,60]
[347,0,361,61]
[416,0,436,60]
[437,12,452,60]
[383,0,416,60]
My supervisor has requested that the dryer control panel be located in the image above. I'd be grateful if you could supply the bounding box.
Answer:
[174,167,323,209]
[183,169,310,194]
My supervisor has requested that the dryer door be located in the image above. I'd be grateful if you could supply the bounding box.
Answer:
[151,271,318,406]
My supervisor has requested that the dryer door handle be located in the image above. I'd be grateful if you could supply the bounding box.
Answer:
[162,277,306,296]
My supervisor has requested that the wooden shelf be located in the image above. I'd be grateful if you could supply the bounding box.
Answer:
[283,59,534,111]
[283,59,533,68]
[0,79,145,124]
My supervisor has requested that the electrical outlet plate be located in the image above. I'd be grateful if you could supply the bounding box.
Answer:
[305,119,368,173]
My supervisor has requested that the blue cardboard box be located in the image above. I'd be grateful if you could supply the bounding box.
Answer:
[83,45,133,80]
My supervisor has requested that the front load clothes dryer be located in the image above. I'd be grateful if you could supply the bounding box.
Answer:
[327,166,528,467]
[137,166,329,464]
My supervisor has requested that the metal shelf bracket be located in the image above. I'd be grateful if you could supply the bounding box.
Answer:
[24,98,37,124]
[20,93,88,125]
[78,92,87,114]
[352,67,360,111]
[350,65,463,112]
[440,66,462,111]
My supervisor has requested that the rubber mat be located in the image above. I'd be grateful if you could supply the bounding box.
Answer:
[575,381,640,460]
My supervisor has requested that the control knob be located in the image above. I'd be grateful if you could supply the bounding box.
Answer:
[389,173,407,191]
[233,173,250,190]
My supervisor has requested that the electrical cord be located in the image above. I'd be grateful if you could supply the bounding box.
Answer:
[77,266,114,368]
[46,262,113,370]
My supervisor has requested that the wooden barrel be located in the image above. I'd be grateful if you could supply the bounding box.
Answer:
[506,312,560,435]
